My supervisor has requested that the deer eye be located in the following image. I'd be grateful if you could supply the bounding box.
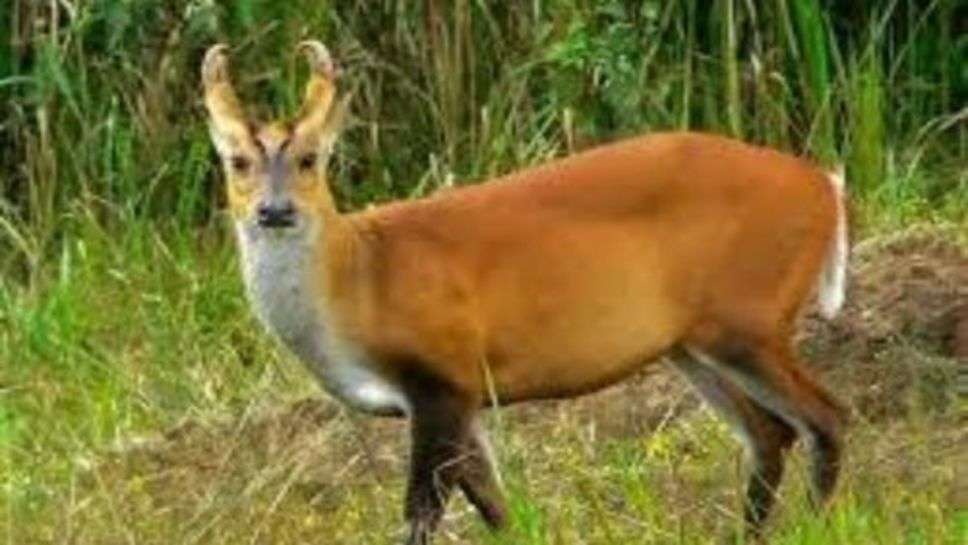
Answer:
[229,155,251,174]
[298,153,317,171]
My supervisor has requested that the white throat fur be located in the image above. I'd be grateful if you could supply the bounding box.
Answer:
[236,223,408,415]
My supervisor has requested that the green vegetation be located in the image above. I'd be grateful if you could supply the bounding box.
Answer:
[1,1,964,544]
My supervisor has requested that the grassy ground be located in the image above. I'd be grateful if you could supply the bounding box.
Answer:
[2,223,965,544]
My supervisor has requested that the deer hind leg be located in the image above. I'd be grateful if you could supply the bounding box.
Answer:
[672,355,797,533]
[685,338,846,509]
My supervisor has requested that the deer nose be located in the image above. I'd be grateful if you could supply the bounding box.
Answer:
[257,199,297,228]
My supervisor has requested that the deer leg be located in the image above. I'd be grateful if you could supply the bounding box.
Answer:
[686,339,846,509]
[402,368,507,545]
[672,355,797,534]
[457,419,508,529]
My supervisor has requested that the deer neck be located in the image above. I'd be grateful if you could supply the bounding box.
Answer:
[234,213,404,414]
[236,220,331,355]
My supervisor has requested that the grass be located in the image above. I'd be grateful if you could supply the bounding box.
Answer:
[1,1,966,544]
[2,294,963,545]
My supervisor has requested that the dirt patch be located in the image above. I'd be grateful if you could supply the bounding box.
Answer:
[95,397,408,507]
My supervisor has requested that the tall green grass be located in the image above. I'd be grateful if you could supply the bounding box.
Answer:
[1,1,964,289]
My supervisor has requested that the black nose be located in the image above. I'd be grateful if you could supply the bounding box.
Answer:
[257,200,297,228]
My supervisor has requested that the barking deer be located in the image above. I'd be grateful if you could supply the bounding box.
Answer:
[202,41,848,544]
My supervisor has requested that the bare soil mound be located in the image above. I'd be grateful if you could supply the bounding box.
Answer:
[806,226,967,363]
[803,226,965,422]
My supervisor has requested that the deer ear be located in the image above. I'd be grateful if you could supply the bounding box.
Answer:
[293,41,349,158]
[201,44,252,157]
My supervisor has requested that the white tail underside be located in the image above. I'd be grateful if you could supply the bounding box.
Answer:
[817,166,848,319]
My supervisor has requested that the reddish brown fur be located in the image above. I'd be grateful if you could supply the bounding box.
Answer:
[333,132,839,404]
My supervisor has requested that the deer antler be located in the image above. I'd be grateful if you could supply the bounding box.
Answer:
[201,44,249,149]
[297,40,338,81]
[201,44,232,88]
[292,40,350,157]
[295,40,340,125]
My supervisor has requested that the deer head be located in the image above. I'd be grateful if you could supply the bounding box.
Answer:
[202,41,349,233]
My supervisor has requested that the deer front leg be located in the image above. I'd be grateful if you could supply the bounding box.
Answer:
[457,419,508,529]
[403,377,477,545]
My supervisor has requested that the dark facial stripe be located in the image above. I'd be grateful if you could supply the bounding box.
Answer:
[267,151,290,191]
